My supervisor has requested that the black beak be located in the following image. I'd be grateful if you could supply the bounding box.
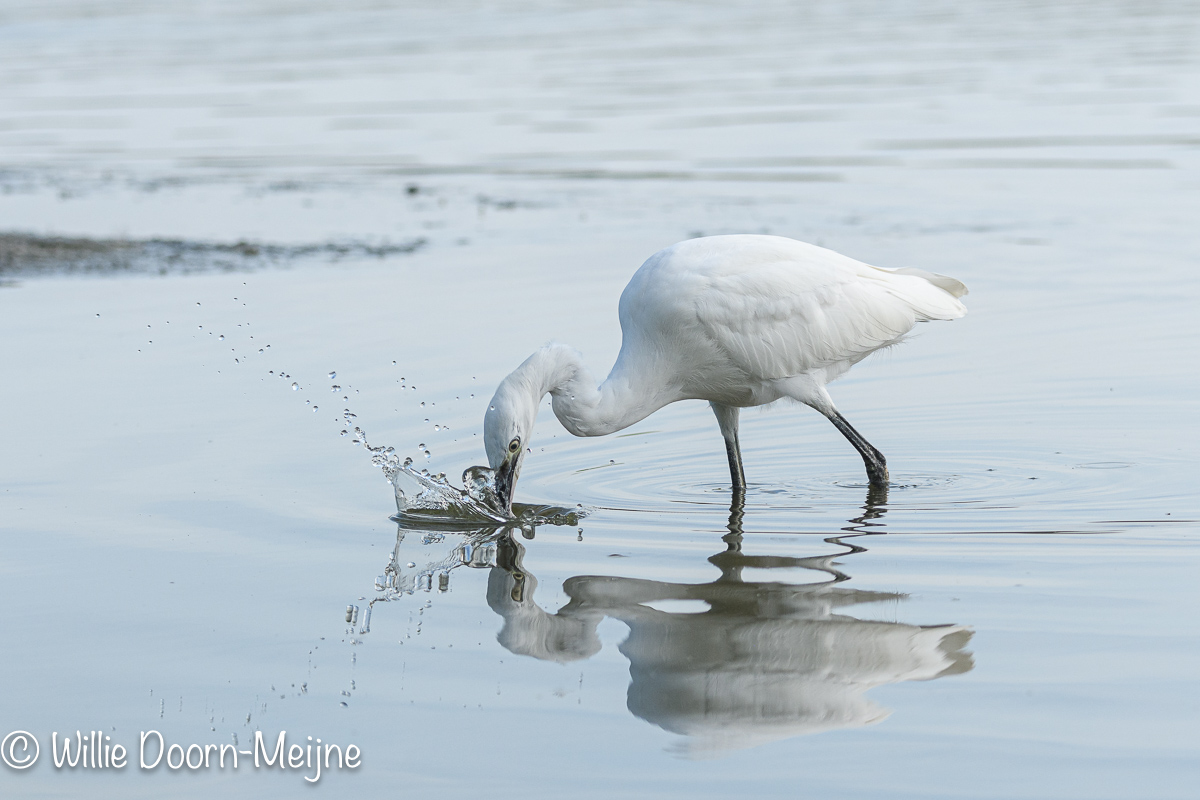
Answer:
[494,454,519,515]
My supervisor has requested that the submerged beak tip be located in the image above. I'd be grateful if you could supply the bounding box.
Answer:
[493,454,520,515]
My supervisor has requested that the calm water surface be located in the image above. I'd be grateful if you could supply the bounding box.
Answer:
[1,2,1198,798]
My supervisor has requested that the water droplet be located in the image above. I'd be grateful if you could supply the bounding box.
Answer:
[218,334,225,340]
[433,425,440,431]
[406,562,416,568]
[328,371,336,379]
[423,450,431,459]
[312,406,319,412]
[340,430,348,436]
[331,385,341,392]
[418,443,426,449]
[419,401,425,407]
[291,382,299,391]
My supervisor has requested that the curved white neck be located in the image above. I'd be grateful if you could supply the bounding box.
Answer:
[504,343,666,437]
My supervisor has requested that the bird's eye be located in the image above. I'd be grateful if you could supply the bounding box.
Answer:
[508,437,521,453]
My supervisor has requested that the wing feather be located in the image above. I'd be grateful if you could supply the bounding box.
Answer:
[664,237,966,381]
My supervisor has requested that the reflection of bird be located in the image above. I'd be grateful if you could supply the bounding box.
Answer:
[485,235,967,510]
[480,494,973,756]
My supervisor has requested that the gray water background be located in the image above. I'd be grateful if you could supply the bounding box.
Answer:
[1,1,1198,797]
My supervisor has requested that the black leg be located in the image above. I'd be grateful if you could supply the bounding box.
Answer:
[710,403,747,491]
[826,410,889,487]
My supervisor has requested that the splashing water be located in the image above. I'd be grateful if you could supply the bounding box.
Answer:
[351,421,510,523]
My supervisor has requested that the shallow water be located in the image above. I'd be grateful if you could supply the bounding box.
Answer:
[1,2,1199,798]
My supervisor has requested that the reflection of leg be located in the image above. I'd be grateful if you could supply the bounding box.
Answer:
[863,481,889,513]
[825,409,888,487]
[711,403,746,490]
[726,488,745,540]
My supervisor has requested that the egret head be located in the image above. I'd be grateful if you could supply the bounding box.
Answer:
[483,377,539,514]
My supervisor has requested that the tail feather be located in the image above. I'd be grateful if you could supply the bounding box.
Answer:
[893,267,969,299]
[872,266,968,321]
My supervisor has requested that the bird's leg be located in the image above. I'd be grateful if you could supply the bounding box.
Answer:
[825,410,889,487]
[710,403,747,491]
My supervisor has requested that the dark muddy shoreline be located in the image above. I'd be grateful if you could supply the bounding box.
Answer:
[0,231,425,277]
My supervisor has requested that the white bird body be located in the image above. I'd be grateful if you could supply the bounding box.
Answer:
[485,234,966,507]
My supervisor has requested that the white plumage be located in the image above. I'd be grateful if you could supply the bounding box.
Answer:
[484,234,967,509]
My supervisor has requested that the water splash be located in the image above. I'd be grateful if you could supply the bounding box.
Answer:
[367,500,588,608]
[352,421,510,523]
[373,530,502,600]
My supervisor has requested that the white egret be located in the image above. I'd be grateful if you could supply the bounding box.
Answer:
[484,234,967,510]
